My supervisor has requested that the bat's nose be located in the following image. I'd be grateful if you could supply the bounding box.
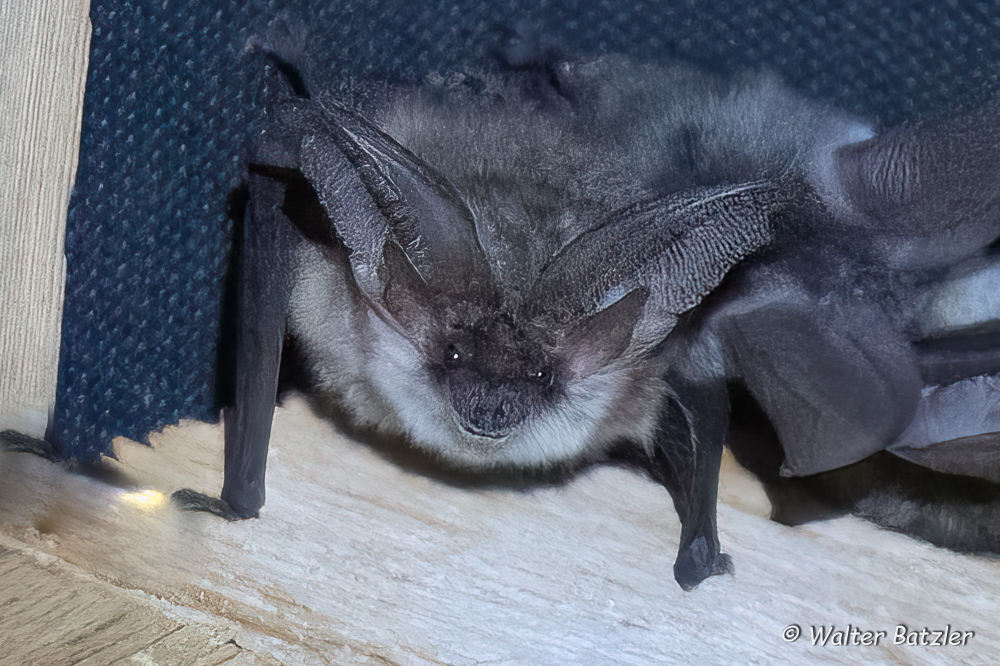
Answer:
[450,380,529,440]
[457,403,515,439]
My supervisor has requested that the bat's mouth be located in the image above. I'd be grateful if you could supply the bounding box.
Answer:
[460,424,510,440]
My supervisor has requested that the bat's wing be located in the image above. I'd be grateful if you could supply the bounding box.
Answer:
[215,164,296,518]
[174,60,302,519]
[649,366,734,590]
[719,292,923,476]
[832,99,1000,270]
[831,100,1000,479]
[887,372,1000,483]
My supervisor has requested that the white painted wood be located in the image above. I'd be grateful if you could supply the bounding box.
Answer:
[0,0,90,436]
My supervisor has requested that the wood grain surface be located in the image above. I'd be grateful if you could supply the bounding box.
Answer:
[0,0,89,435]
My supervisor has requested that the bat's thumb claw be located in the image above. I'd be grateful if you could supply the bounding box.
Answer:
[0,430,63,462]
[171,488,252,521]
[711,552,735,577]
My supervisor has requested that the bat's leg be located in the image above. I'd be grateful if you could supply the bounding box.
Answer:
[173,167,294,521]
[650,375,734,590]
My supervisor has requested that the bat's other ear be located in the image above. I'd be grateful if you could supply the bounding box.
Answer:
[561,287,647,377]
[290,102,490,308]
[834,100,1000,268]
[537,182,781,352]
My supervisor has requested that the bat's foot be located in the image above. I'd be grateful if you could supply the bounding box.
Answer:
[0,430,62,462]
[673,536,735,590]
[171,488,252,521]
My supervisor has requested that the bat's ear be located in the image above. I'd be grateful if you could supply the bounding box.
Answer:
[833,101,1000,268]
[288,101,490,310]
[537,182,781,352]
[561,287,648,377]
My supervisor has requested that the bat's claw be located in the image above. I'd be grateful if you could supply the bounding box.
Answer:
[674,536,734,590]
[0,430,62,462]
[171,488,252,521]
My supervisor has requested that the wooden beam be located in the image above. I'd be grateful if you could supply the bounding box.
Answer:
[0,0,90,436]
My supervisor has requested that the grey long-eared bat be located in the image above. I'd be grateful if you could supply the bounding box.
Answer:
[174,36,1000,590]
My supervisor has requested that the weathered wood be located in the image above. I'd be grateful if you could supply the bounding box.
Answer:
[0,0,90,435]
[0,536,263,665]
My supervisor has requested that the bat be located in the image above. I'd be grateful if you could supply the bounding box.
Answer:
[173,31,1000,590]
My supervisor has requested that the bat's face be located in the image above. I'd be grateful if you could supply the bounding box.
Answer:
[430,311,557,440]
[364,296,645,470]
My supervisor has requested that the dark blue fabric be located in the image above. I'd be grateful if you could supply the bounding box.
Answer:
[52,0,1000,458]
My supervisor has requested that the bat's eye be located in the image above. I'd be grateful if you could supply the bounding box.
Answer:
[528,368,550,384]
[445,344,463,366]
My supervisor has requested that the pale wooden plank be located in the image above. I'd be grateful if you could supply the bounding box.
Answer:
[121,625,242,666]
[0,0,90,435]
[4,397,1000,664]
[0,547,178,665]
